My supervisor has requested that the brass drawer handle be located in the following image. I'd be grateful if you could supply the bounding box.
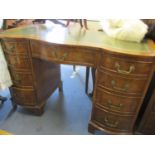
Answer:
[115,62,135,75]
[4,45,15,53]
[13,92,17,97]
[104,117,119,128]
[111,80,129,91]
[14,74,22,84]
[11,57,20,66]
[53,51,68,61]
[11,58,18,65]
[13,92,24,99]
[107,100,123,111]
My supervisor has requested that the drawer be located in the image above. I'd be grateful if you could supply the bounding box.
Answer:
[5,53,31,71]
[100,54,153,76]
[2,40,29,56]
[31,40,97,66]
[95,88,141,114]
[11,87,36,106]
[97,70,147,95]
[92,106,134,132]
[9,70,33,88]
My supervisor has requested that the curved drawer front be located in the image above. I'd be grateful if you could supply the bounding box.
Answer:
[2,40,29,56]
[9,70,33,88]
[5,54,31,71]
[31,40,97,66]
[92,106,134,132]
[100,54,153,76]
[95,88,141,114]
[97,70,147,95]
[11,87,36,106]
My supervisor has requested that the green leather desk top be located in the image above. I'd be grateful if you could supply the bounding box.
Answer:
[0,20,155,57]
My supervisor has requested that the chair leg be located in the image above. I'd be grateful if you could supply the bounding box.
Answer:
[66,20,71,27]
[58,81,63,92]
[0,96,7,104]
[79,19,83,28]
[83,19,88,29]
[89,68,96,97]
[85,67,90,94]
[73,65,76,72]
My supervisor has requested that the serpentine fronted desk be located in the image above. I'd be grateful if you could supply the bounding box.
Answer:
[1,21,155,134]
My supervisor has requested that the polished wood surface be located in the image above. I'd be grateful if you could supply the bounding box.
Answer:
[1,20,155,134]
[1,21,155,56]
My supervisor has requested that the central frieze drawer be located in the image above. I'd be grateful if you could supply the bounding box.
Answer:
[31,40,97,66]
[95,88,141,114]
[97,70,147,95]
[92,106,134,132]
[100,54,153,76]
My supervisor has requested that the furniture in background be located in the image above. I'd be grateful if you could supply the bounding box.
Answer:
[32,19,66,27]
[142,19,155,42]
[2,19,34,30]
[66,19,88,29]
[1,21,155,134]
[85,67,96,96]
[0,96,7,105]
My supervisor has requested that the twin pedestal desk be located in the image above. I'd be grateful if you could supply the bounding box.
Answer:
[1,21,155,134]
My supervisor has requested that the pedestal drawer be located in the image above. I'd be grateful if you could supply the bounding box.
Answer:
[11,87,36,106]
[9,70,33,88]
[2,40,29,56]
[95,88,141,114]
[5,54,31,71]
[100,53,153,76]
[97,70,147,95]
[92,106,134,132]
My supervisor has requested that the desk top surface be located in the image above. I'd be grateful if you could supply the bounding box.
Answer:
[1,20,155,57]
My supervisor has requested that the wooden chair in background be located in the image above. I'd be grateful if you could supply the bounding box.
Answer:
[66,19,88,29]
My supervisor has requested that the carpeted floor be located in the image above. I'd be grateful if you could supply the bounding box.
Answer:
[0,65,105,135]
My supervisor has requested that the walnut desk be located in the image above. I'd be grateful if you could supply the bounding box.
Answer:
[1,21,155,134]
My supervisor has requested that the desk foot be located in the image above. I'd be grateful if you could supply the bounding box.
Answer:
[88,123,96,134]
[21,102,46,116]
[10,98,17,110]
[12,102,17,110]
[0,96,7,103]
[29,105,45,116]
